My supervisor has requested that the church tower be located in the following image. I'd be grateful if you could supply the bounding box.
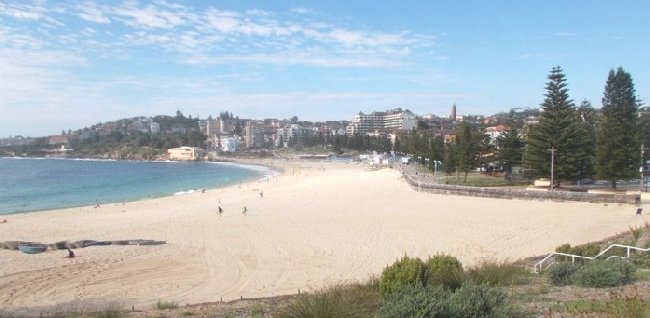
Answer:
[451,103,457,121]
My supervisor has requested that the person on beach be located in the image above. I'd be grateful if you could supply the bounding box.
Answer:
[637,207,643,215]
[67,248,75,258]
[259,191,263,198]
[0,219,7,224]
[218,206,223,216]
[242,206,247,215]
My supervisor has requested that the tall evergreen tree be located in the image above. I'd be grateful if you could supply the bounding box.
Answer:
[495,128,524,174]
[525,66,593,187]
[595,67,641,189]
[443,142,456,175]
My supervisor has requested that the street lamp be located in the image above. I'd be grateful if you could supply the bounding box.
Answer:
[548,148,556,191]
[433,160,441,183]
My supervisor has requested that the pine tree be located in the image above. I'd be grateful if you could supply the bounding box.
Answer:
[495,128,524,173]
[574,100,597,181]
[595,67,640,189]
[443,142,456,174]
[525,66,592,187]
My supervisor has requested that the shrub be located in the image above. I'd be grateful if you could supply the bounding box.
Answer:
[249,303,264,318]
[554,243,600,262]
[546,262,579,286]
[601,243,631,258]
[607,295,650,318]
[630,252,650,269]
[379,255,428,298]
[572,259,636,288]
[630,226,644,246]
[574,243,601,257]
[378,283,449,318]
[155,300,178,310]
[466,260,530,286]
[425,254,464,291]
[95,309,122,318]
[552,295,650,317]
[277,282,379,318]
[445,284,521,317]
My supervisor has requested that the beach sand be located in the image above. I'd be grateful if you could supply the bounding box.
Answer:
[0,160,647,313]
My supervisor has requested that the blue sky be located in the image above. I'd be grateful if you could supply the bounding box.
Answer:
[1,0,648,137]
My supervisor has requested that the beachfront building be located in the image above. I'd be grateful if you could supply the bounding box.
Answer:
[167,147,205,161]
[221,136,238,152]
[346,108,416,135]
[276,124,310,147]
[244,121,265,148]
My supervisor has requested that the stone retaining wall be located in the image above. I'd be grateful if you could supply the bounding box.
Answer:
[400,170,639,204]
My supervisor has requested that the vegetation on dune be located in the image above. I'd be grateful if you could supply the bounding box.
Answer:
[465,260,531,286]
[276,281,380,318]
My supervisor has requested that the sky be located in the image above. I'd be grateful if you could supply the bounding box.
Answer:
[1,1,649,137]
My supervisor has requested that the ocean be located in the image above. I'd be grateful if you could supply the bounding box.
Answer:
[0,158,272,215]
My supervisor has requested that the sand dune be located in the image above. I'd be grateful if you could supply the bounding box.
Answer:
[0,160,647,313]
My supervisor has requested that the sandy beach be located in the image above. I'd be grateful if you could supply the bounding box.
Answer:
[0,160,647,313]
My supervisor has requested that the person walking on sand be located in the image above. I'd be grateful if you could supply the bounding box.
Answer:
[242,206,247,215]
[67,248,75,258]
[218,206,223,216]
[637,207,643,215]
[259,191,263,198]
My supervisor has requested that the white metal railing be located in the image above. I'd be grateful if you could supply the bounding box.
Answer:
[533,244,650,273]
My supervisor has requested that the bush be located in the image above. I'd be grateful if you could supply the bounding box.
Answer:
[378,283,450,318]
[277,282,379,318]
[572,259,636,288]
[425,254,464,291]
[379,255,428,298]
[601,242,635,258]
[554,243,600,262]
[155,300,178,310]
[95,309,122,318]
[630,253,650,269]
[445,284,521,318]
[466,260,530,286]
[552,295,650,317]
[546,262,579,286]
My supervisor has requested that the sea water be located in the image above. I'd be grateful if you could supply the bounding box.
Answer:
[0,158,271,215]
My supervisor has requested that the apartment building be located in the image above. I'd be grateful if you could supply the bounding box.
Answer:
[346,108,417,135]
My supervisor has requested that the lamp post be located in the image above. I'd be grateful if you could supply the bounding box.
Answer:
[433,160,441,183]
[548,148,556,191]
[641,144,644,193]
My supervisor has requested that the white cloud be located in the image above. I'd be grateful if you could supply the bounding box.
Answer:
[0,2,63,25]
[0,1,442,136]
[109,2,188,29]
[291,7,312,15]
[246,9,271,17]
[75,3,110,24]
[554,31,576,37]
[183,52,401,68]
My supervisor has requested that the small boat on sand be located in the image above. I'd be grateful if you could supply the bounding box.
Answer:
[18,243,48,254]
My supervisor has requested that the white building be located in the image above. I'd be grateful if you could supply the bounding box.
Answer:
[150,122,160,134]
[167,147,204,161]
[346,108,417,135]
[276,124,309,146]
[220,136,238,152]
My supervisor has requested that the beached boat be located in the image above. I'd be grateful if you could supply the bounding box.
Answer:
[18,243,48,254]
